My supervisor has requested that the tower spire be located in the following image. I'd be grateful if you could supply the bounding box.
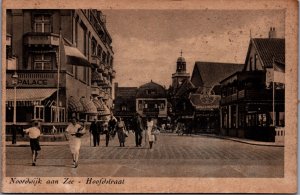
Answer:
[180,49,183,57]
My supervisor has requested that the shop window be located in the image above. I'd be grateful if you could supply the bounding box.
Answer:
[34,106,44,121]
[258,113,267,126]
[51,106,65,122]
[279,112,285,127]
[34,15,51,33]
[33,54,53,70]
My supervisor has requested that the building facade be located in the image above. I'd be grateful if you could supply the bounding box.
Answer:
[219,29,285,141]
[189,61,243,133]
[6,9,115,133]
[136,81,168,125]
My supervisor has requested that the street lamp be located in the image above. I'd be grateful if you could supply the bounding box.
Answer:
[11,71,18,124]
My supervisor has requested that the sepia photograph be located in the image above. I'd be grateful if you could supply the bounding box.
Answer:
[1,0,298,193]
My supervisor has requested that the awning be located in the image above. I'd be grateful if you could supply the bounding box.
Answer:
[80,97,98,115]
[68,96,83,112]
[98,104,111,116]
[64,45,91,67]
[92,98,105,111]
[6,88,57,102]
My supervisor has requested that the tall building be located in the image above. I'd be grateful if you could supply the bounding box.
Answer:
[6,9,115,132]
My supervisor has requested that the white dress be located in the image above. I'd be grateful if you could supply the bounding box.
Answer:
[65,123,85,154]
[146,120,155,142]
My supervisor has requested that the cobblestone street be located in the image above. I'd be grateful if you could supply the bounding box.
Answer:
[6,132,284,177]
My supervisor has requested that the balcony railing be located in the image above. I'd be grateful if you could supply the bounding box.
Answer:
[24,32,60,46]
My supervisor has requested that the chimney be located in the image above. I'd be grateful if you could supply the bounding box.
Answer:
[269,27,276,38]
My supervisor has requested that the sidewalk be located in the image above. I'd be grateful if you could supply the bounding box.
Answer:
[6,141,68,147]
[160,132,284,147]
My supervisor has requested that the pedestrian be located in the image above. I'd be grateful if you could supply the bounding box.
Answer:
[23,121,41,166]
[65,117,86,168]
[146,117,155,149]
[117,117,127,147]
[11,124,17,144]
[90,118,100,147]
[133,113,143,147]
[103,122,110,147]
[108,115,117,139]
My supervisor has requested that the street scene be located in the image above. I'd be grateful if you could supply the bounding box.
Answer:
[4,8,285,178]
[6,133,283,177]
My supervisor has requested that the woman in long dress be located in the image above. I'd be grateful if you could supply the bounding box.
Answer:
[117,117,126,147]
[146,117,155,149]
[65,117,86,168]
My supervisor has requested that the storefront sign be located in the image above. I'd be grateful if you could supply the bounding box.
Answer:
[18,79,48,86]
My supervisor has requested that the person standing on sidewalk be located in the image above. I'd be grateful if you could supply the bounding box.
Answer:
[108,116,117,139]
[65,117,86,168]
[117,117,127,147]
[146,117,155,149]
[23,121,41,166]
[90,119,100,147]
[133,113,144,147]
[103,122,110,147]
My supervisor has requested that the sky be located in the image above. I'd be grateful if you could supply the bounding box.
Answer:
[102,9,285,87]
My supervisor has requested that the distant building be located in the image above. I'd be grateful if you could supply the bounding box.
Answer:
[6,9,115,133]
[189,62,243,133]
[113,83,137,127]
[219,27,285,141]
[136,81,168,124]
[171,52,190,92]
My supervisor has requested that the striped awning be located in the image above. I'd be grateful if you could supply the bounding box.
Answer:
[68,96,83,112]
[92,98,111,116]
[80,97,98,115]
[6,88,57,102]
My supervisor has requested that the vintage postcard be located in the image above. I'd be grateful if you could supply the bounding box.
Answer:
[1,0,298,193]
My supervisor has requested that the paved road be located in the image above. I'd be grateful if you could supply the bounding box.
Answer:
[5,132,284,177]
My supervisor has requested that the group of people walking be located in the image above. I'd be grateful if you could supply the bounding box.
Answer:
[23,114,160,168]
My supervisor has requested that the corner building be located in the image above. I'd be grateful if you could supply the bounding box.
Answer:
[6,9,115,132]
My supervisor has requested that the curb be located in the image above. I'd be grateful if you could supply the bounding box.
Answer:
[201,134,284,147]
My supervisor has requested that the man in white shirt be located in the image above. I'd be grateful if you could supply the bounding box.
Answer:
[23,121,41,166]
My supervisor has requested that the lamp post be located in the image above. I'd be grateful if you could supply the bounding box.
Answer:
[11,71,18,125]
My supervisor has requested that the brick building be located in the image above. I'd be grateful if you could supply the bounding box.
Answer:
[5,9,115,133]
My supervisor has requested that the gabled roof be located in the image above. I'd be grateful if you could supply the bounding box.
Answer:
[246,38,285,69]
[191,62,244,88]
[174,79,195,97]
[136,81,167,98]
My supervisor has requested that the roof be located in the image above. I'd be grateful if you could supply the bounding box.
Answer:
[191,62,244,88]
[116,87,137,97]
[177,56,186,63]
[174,79,195,97]
[136,81,167,98]
[250,38,285,68]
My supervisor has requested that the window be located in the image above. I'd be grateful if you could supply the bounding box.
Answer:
[51,106,65,122]
[33,54,52,70]
[121,105,127,111]
[102,52,106,63]
[92,39,97,55]
[160,103,165,110]
[34,106,44,121]
[34,15,51,33]
[97,45,102,58]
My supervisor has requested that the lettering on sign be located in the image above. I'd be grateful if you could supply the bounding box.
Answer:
[17,79,48,86]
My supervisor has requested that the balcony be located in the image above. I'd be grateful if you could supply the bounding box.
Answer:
[143,107,160,116]
[24,32,60,47]
[91,55,101,66]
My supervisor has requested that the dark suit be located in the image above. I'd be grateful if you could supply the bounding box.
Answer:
[133,116,143,146]
[90,121,100,146]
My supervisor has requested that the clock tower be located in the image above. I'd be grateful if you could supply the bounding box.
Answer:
[171,50,190,90]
